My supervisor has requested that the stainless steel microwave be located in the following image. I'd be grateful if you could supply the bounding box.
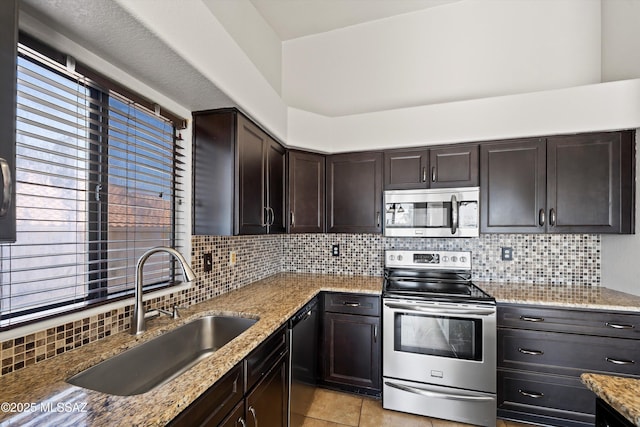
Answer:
[383,187,480,237]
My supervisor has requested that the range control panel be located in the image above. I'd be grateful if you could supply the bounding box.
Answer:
[385,250,471,270]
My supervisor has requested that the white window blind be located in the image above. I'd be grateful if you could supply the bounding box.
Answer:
[0,44,186,329]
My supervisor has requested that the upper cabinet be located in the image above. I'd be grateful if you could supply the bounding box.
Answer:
[288,150,325,233]
[327,152,383,234]
[193,109,286,235]
[480,131,635,234]
[0,0,17,242]
[384,144,478,190]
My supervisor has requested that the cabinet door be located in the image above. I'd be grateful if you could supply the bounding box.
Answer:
[547,132,634,234]
[322,312,380,393]
[429,144,479,188]
[265,139,286,234]
[384,149,429,190]
[288,151,325,233]
[246,354,289,427]
[0,0,17,242]
[326,152,383,233]
[480,138,546,233]
[219,401,246,427]
[237,114,267,235]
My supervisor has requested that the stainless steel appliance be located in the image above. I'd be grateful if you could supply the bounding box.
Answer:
[382,250,496,426]
[383,187,479,238]
[289,297,319,427]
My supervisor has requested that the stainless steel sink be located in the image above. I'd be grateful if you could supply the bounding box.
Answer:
[67,315,257,396]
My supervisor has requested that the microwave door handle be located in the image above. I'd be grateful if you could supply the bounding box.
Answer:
[384,302,495,316]
[450,194,458,235]
[385,381,495,402]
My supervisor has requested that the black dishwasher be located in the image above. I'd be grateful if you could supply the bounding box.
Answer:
[288,296,319,425]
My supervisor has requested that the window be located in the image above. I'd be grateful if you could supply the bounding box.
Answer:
[0,41,187,329]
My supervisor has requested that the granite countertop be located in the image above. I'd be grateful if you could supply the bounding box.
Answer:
[478,282,640,312]
[0,273,382,427]
[581,373,640,426]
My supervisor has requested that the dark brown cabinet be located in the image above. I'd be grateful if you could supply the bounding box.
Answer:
[321,293,381,396]
[326,152,383,233]
[497,304,640,427]
[481,131,635,234]
[0,0,17,242]
[595,398,634,427]
[384,145,478,190]
[288,150,325,233]
[192,109,285,235]
[171,326,289,427]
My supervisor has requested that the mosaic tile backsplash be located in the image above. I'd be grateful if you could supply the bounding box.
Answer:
[0,232,600,377]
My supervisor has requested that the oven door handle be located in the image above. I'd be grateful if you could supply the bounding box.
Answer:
[385,381,495,402]
[384,302,495,316]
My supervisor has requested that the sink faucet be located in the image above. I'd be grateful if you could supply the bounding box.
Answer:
[131,246,197,335]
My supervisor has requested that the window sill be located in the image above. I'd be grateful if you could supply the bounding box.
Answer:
[0,282,193,342]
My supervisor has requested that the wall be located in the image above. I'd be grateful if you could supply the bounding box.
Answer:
[602,0,640,81]
[282,0,601,117]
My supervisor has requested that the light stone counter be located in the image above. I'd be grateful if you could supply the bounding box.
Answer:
[478,282,640,312]
[581,373,640,426]
[0,273,382,426]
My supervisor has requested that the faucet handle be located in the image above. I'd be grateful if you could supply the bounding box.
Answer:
[171,305,186,319]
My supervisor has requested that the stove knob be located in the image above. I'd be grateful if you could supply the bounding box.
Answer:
[397,255,403,262]
[460,256,467,263]
[389,255,395,261]
[451,256,458,263]
[441,256,449,262]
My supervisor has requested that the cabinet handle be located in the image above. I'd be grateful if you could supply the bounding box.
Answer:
[422,166,427,182]
[606,322,634,330]
[374,325,378,343]
[290,211,295,227]
[376,211,381,228]
[431,166,436,183]
[519,389,544,399]
[520,315,544,322]
[538,208,545,226]
[261,207,268,227]
[0,158,12,217]
[238,417,247,427]
[343,301,361,307]
[268,207,275,226]
[549,208,556,226]
[248,406,258,427]
[605,357,635,365]
[518,347,544,356]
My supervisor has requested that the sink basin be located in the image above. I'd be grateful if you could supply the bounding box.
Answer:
[67,315,257,396]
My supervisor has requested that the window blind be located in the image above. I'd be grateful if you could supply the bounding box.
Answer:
[0,44,186,329]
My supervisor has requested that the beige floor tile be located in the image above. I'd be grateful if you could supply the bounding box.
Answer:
[291,413,349,427]
[429,419,475,427]
[359,398,433,427]
[303,388,363,427]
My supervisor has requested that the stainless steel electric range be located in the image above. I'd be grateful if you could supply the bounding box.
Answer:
[382,250,496,427]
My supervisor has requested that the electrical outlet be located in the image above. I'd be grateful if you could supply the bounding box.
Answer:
[331,244,339,257]
[203,253,213,272]
[501,247,513,261]
[229,251,237,266]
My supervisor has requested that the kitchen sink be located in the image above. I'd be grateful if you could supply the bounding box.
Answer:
[67,315,258,396]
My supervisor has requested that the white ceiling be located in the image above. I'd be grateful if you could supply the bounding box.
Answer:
[249,0,463,40]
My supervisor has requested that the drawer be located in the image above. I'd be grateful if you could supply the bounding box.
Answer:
[498,304,640,339]
[499,329,640,377]
[498,369,594,427]
[323,292,380,316]
[245,325,288,392]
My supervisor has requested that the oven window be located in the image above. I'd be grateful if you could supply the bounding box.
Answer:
[394,312,483,361]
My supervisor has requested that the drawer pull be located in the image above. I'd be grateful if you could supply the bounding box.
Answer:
[606,322,634,330]
[519,389,544,399]
[343,301,361,307]
[605,357,635,365]
[518,348,544,356]
[520,316,544,322]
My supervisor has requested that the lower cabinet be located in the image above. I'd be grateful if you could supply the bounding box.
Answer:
[320,293,381,396]
[595,398,634,427]
[169,326,289,427]
[497,304,640,427]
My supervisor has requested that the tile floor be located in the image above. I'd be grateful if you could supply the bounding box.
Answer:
[291,387,535,427]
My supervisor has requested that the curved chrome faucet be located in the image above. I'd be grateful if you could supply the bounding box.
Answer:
[131,246,196,335]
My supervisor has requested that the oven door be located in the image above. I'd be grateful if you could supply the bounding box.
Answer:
[382,298,496,393]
